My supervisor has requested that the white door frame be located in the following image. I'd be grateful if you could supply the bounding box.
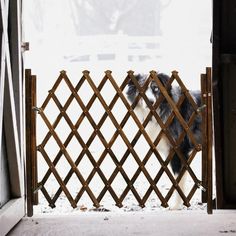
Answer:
[0,0,25,234]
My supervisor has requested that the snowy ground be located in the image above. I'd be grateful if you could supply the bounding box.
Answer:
[22,0,213,215]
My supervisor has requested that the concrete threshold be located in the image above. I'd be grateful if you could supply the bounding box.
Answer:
[8,210,236,236]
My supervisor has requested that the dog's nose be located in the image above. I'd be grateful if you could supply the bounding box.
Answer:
[149,99,155,105]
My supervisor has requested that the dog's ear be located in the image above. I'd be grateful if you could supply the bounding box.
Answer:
[157,73,170,87]
[126,74,144,103]
[128,74,142,86]
[127,74,144,95]
[126,75,138,98]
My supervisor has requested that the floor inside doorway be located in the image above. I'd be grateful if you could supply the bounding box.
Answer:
[9,210,236,236]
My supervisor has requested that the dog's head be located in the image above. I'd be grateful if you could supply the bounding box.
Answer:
[126,73,171,107]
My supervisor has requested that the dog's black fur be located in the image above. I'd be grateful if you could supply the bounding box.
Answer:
[126,73,202,175]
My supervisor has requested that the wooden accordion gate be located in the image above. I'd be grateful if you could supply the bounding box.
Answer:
[26,68,213,216]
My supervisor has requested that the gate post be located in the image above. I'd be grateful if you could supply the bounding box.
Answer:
[201,73,208,204]
[25,69,37,217]
[201,67,213,214]
[206,67,213,214]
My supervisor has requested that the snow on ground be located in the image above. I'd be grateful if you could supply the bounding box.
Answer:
[22,0,213,215]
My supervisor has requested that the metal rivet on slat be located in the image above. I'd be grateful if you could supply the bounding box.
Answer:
[197,182,206,192]
[197,104,206,112]
[32,106,41,113]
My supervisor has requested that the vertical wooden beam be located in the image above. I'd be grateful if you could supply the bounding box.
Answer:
[206,67,213,214]
[25,69,37,216]
[201,73,208,203]
[201,68,213,214]
[31,75,38,205]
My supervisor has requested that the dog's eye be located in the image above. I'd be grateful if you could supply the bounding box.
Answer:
[153,87,159,92]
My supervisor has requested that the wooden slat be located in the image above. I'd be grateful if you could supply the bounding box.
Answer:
[31,75,38,205]
[206,67,213,214]
[25,69,33,216]
[201,73,208,203]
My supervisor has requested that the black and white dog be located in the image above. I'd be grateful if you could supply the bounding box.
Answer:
[126,73,202,209]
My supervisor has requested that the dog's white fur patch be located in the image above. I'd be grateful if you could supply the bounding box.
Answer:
[170,172,188,210]
[134,99,170,158]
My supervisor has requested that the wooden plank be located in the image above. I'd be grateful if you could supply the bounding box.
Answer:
[25,69,33,216]
[31,75,38,205]
[201,73,208,203]
[206,67,213,214]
